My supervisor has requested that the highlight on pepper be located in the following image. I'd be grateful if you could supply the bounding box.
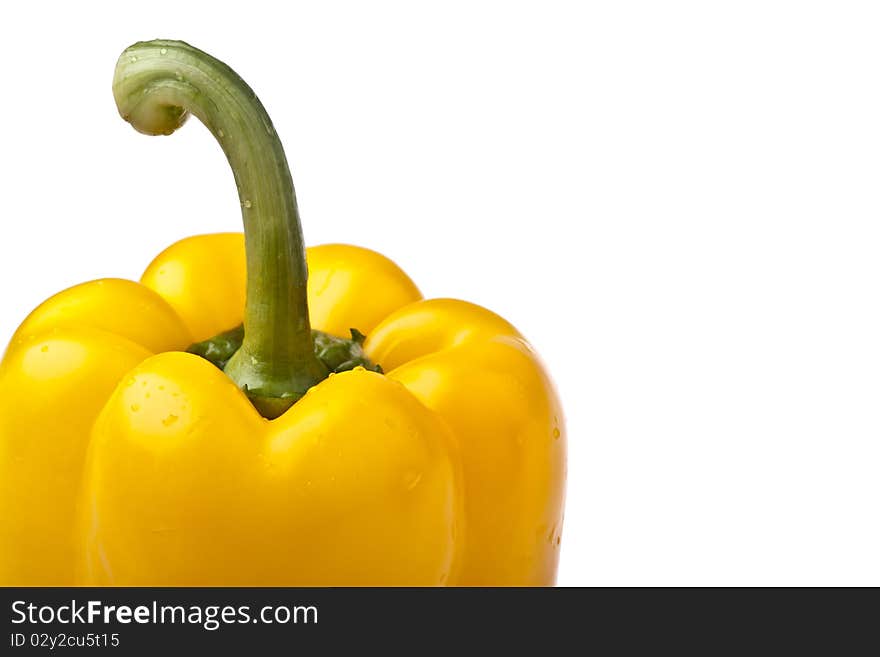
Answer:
[0,40,566,586]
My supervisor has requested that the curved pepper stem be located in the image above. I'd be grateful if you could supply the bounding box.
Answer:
[114,40,327,418]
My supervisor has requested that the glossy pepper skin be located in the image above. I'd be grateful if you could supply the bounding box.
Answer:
[0,40,565,586]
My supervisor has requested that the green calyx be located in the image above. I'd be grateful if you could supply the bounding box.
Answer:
[114,40,337,419]
[188,326,382,377]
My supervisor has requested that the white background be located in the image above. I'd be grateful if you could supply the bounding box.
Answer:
[2,1,879,586]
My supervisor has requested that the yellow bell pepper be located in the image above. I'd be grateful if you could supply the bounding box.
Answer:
[0,40,565,586]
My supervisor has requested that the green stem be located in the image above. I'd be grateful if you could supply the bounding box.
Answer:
[114,40,327,418]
